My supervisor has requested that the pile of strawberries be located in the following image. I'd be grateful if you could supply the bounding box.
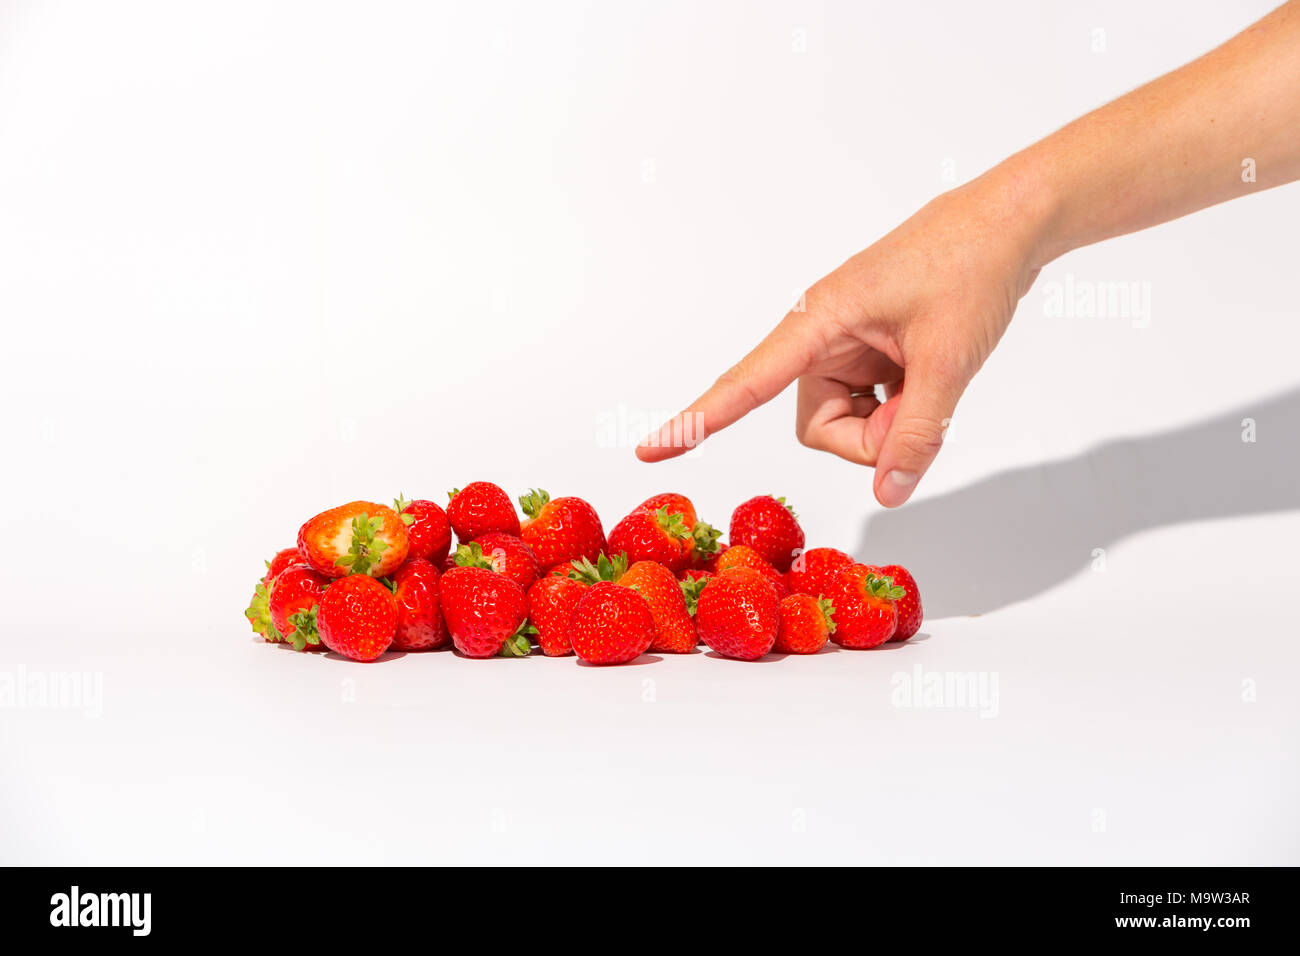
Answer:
[244,484,923,664]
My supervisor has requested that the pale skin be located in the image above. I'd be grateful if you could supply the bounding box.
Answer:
[636,2,1300,507]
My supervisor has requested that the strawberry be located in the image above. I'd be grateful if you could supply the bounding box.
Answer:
[870,563,923,642]
[695,567,780,661]
[786,546,854,598]
[393,494,452,564]
[268,564,331,651]
[729,494,805,573]
[440,565,533,658]
[264,547,303,584]
[244,547,303,642]
[568,581,656,665]
[828,565,904,649]
[388,557,449,651]
[298,501,410,579]
[526,574,588,657]
[316,574,399,662]
[446,481,520,542]
[710,544,788,597]
[678,567,715,584]
[461,533,541,589]
[518,489,606,570]
[775,594,835,654]
[633,493,721,567]
[621,560,696,653]
[607,507,692,571]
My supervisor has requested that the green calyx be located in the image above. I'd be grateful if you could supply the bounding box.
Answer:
[679,577,709,616]
[453,542,495,570]
[518,488,551,519]
[862,573,906,602]
[690,521,722,556]
[334,513,389,576]
[392,493,415,526]
[244,581,283,642]
[817,597,838,634]
[771,495,799,520]
[653,506,692,541]
[447,487,461,501]
[568,552,627,584]
[499,621,538,657]
[287,605,321,651]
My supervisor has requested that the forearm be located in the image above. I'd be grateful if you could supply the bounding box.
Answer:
[1001,1,1300,267]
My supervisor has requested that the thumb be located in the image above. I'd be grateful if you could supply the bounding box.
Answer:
[872,359,965,507]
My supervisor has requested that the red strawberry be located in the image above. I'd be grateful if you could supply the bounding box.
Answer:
[316,574,399,662]
[518,489,606,570]
[440,565,533,658]
[264,547,303,584]
[462,533,541,589]
[568,581,656,665]
[633,493,721,567]
[446,481,520,542]
[869,564,923,642]
[695,568,780,661]
[393,494,452,564]
[268,564,330,651]
[678,567,715,584]
[828,565,903,649]
[710,544,788,597]
[775,594,835,654]
[785,546,854,598]
[389,558,449,651]
[621,560,696,653]
[607,507,692,571]
[244,547,303,642]
[526,574,588,657]
[729,495,805,573]
[298,501,410,579]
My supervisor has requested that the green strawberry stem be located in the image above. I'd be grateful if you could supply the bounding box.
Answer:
[690,521,722,556]
[680,577,708,616]
[244,580,283,642]
[862,573,906,602]
[499,621,538,657]
[653,506,691,541]
[518,488,551,519]
[817,597,837,633]
[453,542,495,570]
[287,605,322,651]
[568,552,627,584]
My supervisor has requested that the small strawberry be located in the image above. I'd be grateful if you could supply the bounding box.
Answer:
[268,564,331,651]
[440,565,533,658]
[695,568,780,661]
[298,501,410,579]
[393,494,452,564]
[526,574,588,657]
[785,546,854,598]
[621,560,696,653]
[264,547,303,584]
[633,493,721,567]
[729,494,805,573]
[607,506,692,571]
[828,565,904,649]
[775,594,835,654]
[316,574,399,662]
[568,581,656,665]
[244,547,302,642]
[710,544,788,597]
[518,489,606,570]
[678,567,715,584]
[870,563,923,642]
[462,533,541,589]
[446,481,521,542]
[388,557,449,651]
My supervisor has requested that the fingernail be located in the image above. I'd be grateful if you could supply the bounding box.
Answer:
[879,470,918,507]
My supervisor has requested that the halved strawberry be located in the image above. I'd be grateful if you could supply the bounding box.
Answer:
[298,501,410,579]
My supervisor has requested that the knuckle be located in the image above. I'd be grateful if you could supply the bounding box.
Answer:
[890,420,945,460]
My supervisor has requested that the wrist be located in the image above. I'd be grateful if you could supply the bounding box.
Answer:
[973,148,1070,272]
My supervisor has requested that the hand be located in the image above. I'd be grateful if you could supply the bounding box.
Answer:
[636,168,1051,507]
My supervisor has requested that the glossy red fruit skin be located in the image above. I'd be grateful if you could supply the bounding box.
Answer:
[263,547,303,585]
[527,575,587,657]
[447,482,521,542]
[786,546,854,598]
[317,574,399,662]
[678,567,715,583]
[775,593,831,655]
[607,510,690,571]
[828,565,898,649]
[389,558,449,651]
[441,566,529,658]
[870,564,923,641]
[471,532,541,589]
[268,564,329,647]
[399,499,453,564]
[729,495,805,573]
[695,568,780,661]
[633,493,697,527]
[298,501,410,579]
[711,545,789,597]
[621,560,696,653]
[521,497,606,571]
[568,581,657,665]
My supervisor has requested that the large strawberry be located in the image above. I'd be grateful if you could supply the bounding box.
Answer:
[388,557,449,651]
[633,493,721,567]
[785,546,854,598]
[620,560,696,653]
[446,481,520,542]
[393,494,452,564]
[518,489,606,570]
[870,563,923,642]
[462,533,541,589]
[568,581,656,665]
[298,501,410,579]
[695,567,780,661]
[607,506,692,571]
[709,544,788,597]
[440,565,533,658]
[828,565,904,649]
[729,494,805,573]
[244,547,303,642]
[775,594,835,654]
[269,564,331,651]
[316,574,399,662]
[526,573,588,657]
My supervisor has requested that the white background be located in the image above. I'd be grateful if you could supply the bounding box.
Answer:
[2,0,1297,864]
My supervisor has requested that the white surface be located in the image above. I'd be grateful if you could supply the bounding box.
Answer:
[1,0,1297,864]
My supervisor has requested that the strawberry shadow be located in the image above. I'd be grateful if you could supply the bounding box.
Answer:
[575,654,665,668]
